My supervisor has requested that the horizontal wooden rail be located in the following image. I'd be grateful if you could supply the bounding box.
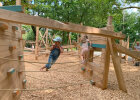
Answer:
[0,9,125,39]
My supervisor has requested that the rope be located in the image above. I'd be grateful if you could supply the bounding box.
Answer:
[20,70,81,73]
[0,55,99,65]
[0,57,80,64]
[26,74,89,85]
[0,80,89,91]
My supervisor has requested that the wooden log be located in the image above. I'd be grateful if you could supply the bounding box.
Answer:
[102,41,110,89]
[114,43,140,60]
[45,28,48,50]
[108,38,127,92]
[0,23,8,30]
[0,9,125,39]
[125,36,129,61]
[88,48,94,62]
[35,27,39,60]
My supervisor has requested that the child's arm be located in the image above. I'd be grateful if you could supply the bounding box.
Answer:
[59,46,63,53]
[50,45,55,51]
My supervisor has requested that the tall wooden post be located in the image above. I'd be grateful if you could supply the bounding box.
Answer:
[119,40,123,62]
[108,38,127,92]
[102,40,110,89]
[45,28,48,50]
[102,16,112,89]
[35,27,39,60]
[125,36,129,61]
[16,0,21,5]
[68,33,73,51]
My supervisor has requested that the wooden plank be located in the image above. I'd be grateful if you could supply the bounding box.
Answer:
[0,5,23,12]
[108,38,127,92]
[114,43,140,60]
[0,9,125,39]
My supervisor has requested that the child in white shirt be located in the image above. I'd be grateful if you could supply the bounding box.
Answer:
[81,35,90,64]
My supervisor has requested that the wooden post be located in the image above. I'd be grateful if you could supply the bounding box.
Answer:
[35,27,39,60]
[101,16,112,89]
[45,28,48,49]
[119,40,123,62]
[108,38,127,92]
[88,48,94,62]
[102,40,110,89]
[125,36,129,61]
[16,0,21,5]
[68,33,73,51]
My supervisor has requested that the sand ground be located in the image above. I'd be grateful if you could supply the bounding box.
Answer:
[19,51,140,100]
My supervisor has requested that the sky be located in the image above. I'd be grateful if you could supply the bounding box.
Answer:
[119,0,140,14]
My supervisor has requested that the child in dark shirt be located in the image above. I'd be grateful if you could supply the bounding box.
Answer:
[40,37,63,71]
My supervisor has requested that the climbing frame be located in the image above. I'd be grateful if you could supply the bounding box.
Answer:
[0,20,25,100]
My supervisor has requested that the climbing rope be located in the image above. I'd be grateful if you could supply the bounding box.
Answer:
[20,70,82,73]
[0,57,80,64]
[26,74,89,85]
[0,80,89,91]
[0,55,99,65]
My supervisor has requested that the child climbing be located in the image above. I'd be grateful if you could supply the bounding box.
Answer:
[40,36,63,71]
[80,35,90,64]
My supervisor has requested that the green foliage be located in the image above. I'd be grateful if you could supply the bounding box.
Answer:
[1,0,139,46]
[22,25,35,41]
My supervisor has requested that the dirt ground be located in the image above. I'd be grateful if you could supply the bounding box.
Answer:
[19,51,140,100]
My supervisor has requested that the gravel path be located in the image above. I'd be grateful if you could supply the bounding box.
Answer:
[19,51,140,100]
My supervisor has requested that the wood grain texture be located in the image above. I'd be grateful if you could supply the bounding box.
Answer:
[0,9,125,39]
[108,38,127,92]
[0,21,25,100]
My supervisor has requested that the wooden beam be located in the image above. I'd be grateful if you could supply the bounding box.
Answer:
[35,27,39,60]
[0,9,125,39]
[108,38,127,92]
[0,6,23,12]
[114,43,140,60]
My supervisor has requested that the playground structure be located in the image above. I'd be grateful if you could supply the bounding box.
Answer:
[119,36,129,62]
[0,1,140,100]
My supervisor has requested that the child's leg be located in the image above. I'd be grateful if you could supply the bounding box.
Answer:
[40,55,53,71]
[81,49,85,63]
[45,55,53,69]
